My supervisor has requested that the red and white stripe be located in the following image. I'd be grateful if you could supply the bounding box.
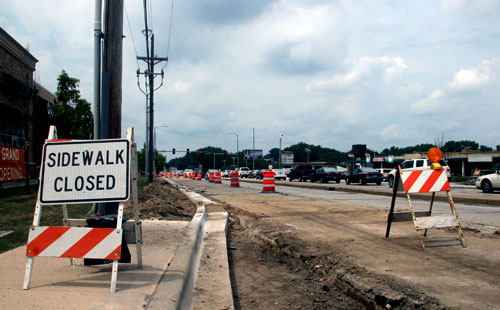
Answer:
[26,226,122,259]
[401,170,450,193]
[262,170,275,192]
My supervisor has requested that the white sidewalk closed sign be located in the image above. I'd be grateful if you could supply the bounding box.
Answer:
[40,139,130,204]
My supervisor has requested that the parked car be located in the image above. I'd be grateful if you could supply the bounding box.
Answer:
[288,164,315,182]
[204,169,218,180]
[273,168,287,181]
[339,170,351,181]
[475,164,500,193]
[309,167,341,183]
[346,167,384,185]
[387,158,451,188]
[238,167,251,178]
[375,168,393,182]
[255,169,266,179]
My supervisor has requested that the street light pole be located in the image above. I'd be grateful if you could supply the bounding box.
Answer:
[251,127,255,170]
[279,133,284,168]
[228,133,239,169]
[153,125,168,174]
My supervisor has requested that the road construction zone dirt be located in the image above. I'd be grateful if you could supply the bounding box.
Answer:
[125,181,198,220]
[138,179,500,309]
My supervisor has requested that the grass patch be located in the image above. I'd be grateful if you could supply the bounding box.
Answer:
[0,176,148,254]
[0,185,91,254]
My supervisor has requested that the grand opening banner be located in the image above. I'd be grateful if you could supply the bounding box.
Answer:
[0,146,26,182]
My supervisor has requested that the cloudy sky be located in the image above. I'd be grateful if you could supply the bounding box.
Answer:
[1,0,499,158]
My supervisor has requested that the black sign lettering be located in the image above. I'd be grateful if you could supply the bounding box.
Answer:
[75,176,84,191]
[96,174,105,190]
[47,153,56,167]
[72,152,80,166]
[64,177,72,192]
[82,151,93,166]
[95,151,104,165]
[54,177,63,192]
[61,152,71,167]
[115,150,124,164]
[86,175,95,190]
[106,175,115,189]
[106,151,113,165]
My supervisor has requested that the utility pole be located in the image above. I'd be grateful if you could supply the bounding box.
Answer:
[137,1,168,182]
[93,0,124,215]
[103,0,123,139]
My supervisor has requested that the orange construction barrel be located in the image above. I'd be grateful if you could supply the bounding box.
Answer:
[262,169,275,192]
[230,170,240,187]
[215,171,222,184]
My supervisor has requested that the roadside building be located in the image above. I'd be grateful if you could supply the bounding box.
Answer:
[0,27,53,180]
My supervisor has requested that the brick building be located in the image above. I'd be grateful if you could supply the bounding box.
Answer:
[1,27,54,178]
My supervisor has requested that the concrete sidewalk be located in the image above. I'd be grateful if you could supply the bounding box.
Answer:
[0,200,233,309]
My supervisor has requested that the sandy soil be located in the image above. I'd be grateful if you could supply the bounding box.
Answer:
[139,179,500,309]
[174,178,500,310]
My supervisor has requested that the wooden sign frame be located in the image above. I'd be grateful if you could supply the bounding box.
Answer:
[385,166,466,249]
[23,126,142,293]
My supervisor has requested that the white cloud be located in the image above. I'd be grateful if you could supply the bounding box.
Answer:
[448,59,498,90]
[2,0,499,153]
[306,56,408,91]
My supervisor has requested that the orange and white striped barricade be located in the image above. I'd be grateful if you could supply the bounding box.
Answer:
[230,170,240,187]
[262,169,275,192]
[191,172,196,180]
[176,172,180,178]
[209,172,215,183]
[197,172,202,181]
[385,167,466,249]
[215,171,222,184]
[23,126,143,293]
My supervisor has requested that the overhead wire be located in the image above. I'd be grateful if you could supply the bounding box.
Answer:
[124,2,141,71]
[162,0,174,71]
[159,129,293,147]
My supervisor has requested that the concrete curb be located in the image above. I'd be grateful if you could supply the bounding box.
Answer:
[147,205,207,310]
[150,178,234,310]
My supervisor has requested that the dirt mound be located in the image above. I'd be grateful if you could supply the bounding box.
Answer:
[219,200,450,310]
[125,180,197,221]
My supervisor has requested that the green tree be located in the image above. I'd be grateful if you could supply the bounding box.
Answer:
[50,70,93,139]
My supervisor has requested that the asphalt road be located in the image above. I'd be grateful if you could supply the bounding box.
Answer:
[230,180,500,234]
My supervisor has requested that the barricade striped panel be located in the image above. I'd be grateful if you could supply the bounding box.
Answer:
[401,170,450,193]
[197,172,202,181]
[26,226,122,259]
[209,172,215,183]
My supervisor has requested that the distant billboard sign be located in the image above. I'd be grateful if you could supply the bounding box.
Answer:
[243,149,263,160]
[281,151,294,165]
[351,144,366,157]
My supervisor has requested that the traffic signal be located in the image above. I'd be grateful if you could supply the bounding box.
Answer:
[186,148,190,154]
[198,151,204,158]
[210,151,214,155]
[172,148,175,154]
[224,151,228,156]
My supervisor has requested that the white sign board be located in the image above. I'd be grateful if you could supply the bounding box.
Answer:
[39,139,130,204]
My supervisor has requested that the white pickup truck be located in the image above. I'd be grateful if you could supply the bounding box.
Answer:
[238,167,251,178]
[475,164,500,193]
[387,158,451,188]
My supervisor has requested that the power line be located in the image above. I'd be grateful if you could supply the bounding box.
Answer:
[124,2,140,70]
[163,0,174,71]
